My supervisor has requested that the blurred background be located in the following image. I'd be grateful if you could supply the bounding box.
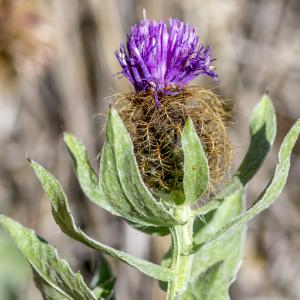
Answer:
[0,0,299,299]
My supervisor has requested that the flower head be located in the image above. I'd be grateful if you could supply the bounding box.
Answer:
[115,18,218,107]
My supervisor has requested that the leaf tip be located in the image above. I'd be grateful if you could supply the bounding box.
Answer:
[63,131,75,147]
[182,117,194,137]
[63,131,70,139]
[29,160,45,177]
[260,93,273,107]
[26,153,32,163]
[26,155,41,171]
[185,117,193,127]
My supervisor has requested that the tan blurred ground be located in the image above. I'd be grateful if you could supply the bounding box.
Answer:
[0,0,300,299]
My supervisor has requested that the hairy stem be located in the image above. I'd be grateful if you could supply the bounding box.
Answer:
[167,206,194,299]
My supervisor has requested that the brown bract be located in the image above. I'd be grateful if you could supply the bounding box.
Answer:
[115,86,232,194]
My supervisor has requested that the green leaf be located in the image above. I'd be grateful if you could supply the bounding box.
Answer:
[196,94,277,216]
[127,221,170,236]
[33,273,72,300]
[30,160,174,282]
[0,215,96,300]
[192,188,246,283]
[176,262,229,300]
[64,133,158,232]
[99,107,184,226]
[90,254,116,300]
[195,119,300,252]
[237,94,277,184]
[182,118,209,204]
[64,133,118,217]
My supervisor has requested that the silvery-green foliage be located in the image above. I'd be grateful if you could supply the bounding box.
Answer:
[181,95,277,298]
[0,95,299,300]
[30,160,173,282]
[0,215,97,300]
[182,117,209,205]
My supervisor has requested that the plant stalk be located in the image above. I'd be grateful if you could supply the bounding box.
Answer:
[167,206,194,299]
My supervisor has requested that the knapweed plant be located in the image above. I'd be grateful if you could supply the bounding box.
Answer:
[1,18,300,300]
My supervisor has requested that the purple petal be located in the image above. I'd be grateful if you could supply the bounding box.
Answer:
[115,18,218,105]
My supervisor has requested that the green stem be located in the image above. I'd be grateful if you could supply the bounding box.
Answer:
[167,206,194,300]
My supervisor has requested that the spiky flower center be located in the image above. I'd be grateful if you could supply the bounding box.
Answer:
[115,18,217,107]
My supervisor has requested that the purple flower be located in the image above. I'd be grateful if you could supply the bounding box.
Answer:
[115,18,218,107]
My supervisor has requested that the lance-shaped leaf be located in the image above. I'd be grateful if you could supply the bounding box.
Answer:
[196,94,277,216]
[194,119,300,252]
[175,262,229,300]
[30,161,174,282]
[99,107,185,226]
[237,94,277,183]
[64,131,171,236]
[0,215,96,300]
[191,188,246,285]
[182,118,209,204]
[64,133,118,217]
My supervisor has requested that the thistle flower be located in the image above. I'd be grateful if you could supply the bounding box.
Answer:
[1,13,299,300]
[115,18,217,108]
[115,18,231,193]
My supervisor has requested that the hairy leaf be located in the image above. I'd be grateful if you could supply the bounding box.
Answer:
[192,188,246,283]
[176,262,228,300]
[195,119,300,252]
[64,132,163,235]
[182,118,209,204]
[65,125,173,237]
[0,215,96,300]
[64,133,118,216]
[31,161,174,282]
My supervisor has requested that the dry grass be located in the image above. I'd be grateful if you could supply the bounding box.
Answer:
[0,0,54,90]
